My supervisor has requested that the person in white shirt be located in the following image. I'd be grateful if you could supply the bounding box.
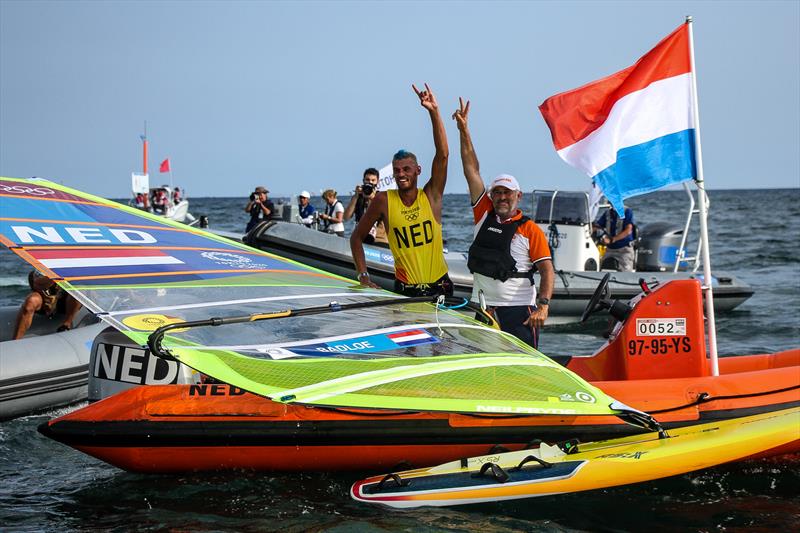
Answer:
[320,189,345,237]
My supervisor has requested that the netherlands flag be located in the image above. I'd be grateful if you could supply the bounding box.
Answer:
[539,23,696,215]
[28,249,184,270]
[387,329,436,347]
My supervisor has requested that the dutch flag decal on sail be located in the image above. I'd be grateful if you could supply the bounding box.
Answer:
[387,329,436,347]
[28,249,184,269]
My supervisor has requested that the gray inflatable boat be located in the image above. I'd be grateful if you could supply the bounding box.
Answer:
[245,221,753,323]
[0,306,105,420]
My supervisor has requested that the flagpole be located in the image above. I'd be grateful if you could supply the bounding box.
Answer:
[142,121,148,175]
[687,15,719,376]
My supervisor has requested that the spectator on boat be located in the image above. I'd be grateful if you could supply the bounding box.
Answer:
[297,191,316,227]
[452,97,554,348]
[172,187,182,205]
[593,205,635,272]
[343,168,388,245]
[152,189,168,214]
[351,83,452,297]
[13,271,82,340]
[245,186,275,233]
[134,193,145,209]
[320,189,345,237]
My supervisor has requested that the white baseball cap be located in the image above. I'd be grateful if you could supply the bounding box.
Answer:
[489,174,520,192]
[299,190,311,198]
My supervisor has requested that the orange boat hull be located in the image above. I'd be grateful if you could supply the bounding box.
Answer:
[39,281,800,472]
[40,350,799,472]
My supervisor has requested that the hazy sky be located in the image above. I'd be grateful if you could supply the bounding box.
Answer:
[1,1,798,199]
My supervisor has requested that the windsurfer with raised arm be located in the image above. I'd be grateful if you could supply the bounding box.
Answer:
[350,83,452,297]
[453,97,554,349]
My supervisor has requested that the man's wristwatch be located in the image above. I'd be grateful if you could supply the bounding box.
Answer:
[358,272,370,280]
[536,297,550,306]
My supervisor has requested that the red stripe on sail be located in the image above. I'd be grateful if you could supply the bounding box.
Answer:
[387,330,426,339]
[29,249,168,259]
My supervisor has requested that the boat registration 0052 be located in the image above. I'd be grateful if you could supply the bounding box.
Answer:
[635,318,687,336]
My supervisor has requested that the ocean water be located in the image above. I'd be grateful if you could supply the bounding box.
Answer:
[1,188,799,531]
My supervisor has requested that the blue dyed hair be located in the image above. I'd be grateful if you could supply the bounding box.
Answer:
[392,149,418,164]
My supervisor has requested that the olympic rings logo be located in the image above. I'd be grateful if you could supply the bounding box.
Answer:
[0,184,56,196]
[403,212,419,221]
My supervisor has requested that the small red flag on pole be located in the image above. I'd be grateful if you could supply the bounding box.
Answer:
[159,158,171,173]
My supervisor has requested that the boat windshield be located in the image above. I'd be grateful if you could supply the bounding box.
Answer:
[533,191,591,225]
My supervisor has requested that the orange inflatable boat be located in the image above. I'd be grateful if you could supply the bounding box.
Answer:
[39,280,799,472]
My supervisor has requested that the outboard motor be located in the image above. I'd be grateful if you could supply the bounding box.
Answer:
[88,327,200,402]
[635,222,685,272]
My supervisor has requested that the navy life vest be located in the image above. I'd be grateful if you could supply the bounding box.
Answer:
[468,212,534,282]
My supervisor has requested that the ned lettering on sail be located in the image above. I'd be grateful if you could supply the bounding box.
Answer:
[11,225,157,244]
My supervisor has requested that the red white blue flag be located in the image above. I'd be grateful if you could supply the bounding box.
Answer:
[539,23,696,215]
[28,248,184,269]
[388,329,435,347]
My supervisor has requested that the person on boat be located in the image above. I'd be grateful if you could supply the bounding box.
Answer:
[134,193,145,209]
[245,186,275,233]
[343,168,388,245]
[452,98,554,348]
[351,83,452,297]
[172,187,182,205]
[297,191,316,227]
[320,189,345,237]
[152,189,168,214]
[593,205,635,272]
[13,271,82,340]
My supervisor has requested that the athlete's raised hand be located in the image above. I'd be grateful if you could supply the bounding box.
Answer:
[413,83,439,112]
[452,97,470,131]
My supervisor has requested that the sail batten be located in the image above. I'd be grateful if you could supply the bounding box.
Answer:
[104,291,393,316]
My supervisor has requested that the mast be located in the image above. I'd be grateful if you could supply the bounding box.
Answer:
[687,16,719,375]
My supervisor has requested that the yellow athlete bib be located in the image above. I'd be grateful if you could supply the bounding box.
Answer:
[386,189,448,284]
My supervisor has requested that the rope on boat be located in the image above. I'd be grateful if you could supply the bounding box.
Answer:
[648,384,800,414]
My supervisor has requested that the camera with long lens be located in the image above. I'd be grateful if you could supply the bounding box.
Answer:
[361,183,375,196]
[250,192,260,202]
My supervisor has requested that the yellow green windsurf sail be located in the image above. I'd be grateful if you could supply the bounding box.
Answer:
[0,176,630,418]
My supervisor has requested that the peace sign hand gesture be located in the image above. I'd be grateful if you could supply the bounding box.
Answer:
[452,97,470,132]
[412,83,439,112]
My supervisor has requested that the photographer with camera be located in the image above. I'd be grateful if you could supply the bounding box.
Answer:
[244,186,275,233]
[344,168,387,245]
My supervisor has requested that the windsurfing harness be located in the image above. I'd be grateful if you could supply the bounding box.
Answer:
[468,213,535,283]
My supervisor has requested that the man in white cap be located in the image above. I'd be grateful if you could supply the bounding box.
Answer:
[297,190,316,228]
[453,98,554,349]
